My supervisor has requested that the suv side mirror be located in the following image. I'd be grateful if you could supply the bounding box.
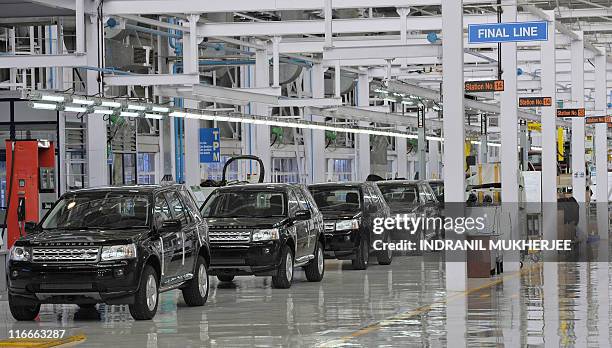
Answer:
[295,210,311,221]
[24,221,38,234]
[160,219,182,233]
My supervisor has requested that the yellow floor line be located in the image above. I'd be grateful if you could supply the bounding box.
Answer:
[319,263,543,347]
[0,334,86,348]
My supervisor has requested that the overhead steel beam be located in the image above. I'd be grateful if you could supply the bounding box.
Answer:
[277,98,343,108]
[0,54,86,68]
[103,0,495,15]
[557,7,612,19]
[104,73,200,86]
[192,84,281,104]
[323,44,442,60]
[197,14,537,37]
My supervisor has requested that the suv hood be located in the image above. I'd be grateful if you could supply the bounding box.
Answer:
[19,228,149,246]
[206,217,288,229]
[320,211,361,221]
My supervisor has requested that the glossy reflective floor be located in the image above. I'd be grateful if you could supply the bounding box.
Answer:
[0,250,610,347]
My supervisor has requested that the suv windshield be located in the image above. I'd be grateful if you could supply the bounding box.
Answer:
[378,184,420,208]
[309,187,361,212]
[201,190,287,218]
[41,192,150,230]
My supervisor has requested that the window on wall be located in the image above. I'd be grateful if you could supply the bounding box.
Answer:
[327,159,353,182]
[272,157,303,183]
[137,153,156,184]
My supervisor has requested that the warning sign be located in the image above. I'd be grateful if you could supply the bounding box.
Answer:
[519,97,552,107]
[556,108,585,117]
[465,80,505,92]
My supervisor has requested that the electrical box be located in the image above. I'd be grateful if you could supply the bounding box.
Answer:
[5,140,56,248]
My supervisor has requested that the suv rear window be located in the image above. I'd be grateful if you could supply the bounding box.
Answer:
[378,184,420,207]
[309,187,361,212]
[201,190,287,218]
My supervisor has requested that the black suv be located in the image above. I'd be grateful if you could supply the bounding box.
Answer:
[200,183,325,288]
[308,182,392,270]
[376,180,443,242]
[7,184,211,321]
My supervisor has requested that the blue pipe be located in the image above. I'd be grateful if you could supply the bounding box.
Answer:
[126,24,181,39]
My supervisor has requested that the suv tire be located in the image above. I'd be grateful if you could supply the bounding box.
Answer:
[217,275,235,282]
[377,233,393,265]
[182,256,209,306]
[352,236,369,270]
[304,241,325,282]
[272,245,293,289]
[9,295,40,321]
[129,265,159,320]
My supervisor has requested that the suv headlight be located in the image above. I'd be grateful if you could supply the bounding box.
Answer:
[252,228,280,242]
[9,246,30,261]
[101,244,137,261]
[336,219,359,231]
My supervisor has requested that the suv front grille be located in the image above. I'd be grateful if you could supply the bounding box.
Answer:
[209,230,251,243]
[324,222,335,232]
[32,247,100,263]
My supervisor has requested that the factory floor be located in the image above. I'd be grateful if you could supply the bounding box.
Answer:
[0,250,609,347]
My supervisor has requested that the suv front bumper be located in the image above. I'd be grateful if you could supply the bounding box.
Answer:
[209,241,282,276]
[8,259,140,305]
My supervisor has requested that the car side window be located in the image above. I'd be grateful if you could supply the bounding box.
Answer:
[363,186,376,209]
[154,194,173,228]
[179,189,201,222]
[301,188,318,213]
[166,191,190,225]
[421,184,435,203]
[294,189,310,212]
[370,185,386,211]
[287,190,301,216]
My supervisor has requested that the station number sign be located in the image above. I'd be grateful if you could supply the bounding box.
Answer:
[585,116,611,124]
[556,108,585,117]
[465,80,504,92]
[518,97,552,107]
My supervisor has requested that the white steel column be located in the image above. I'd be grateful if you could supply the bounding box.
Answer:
[305,64,326,183]
[254,48,272,181]
[541,11,559,348]
[500,0,520,273]
[75,0,85,54]
[183,15,201,187]
[271,37,280,87]
[571,32,586,203]
[396,126,408,179]
[442,0,466,292]
[541,13,558,204]
[594,47,608,239]
[356,72,371,181]
[86,14,108,187]
[428,140,440,179]
[500,1,519,203]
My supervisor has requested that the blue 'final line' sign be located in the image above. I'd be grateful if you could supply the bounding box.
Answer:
[468,21,548,44]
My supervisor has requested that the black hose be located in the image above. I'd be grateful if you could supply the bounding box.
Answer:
[2,141,16,242]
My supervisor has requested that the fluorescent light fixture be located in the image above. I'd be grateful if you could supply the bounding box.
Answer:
[530,146,542,151]
[426,136,443,142]
[64,106,88,113]
[120,111,139,117]
[151,106,170,113]
[72,97,94,105]
[101,101,122,108]
[31,102,58,110]
[487,142,502,147]
[41,95,65,102]
[127,104,146,111]
[401,100,414,105]
[145,113,164,120]
[93,108,115,115]
[169,111,186,118]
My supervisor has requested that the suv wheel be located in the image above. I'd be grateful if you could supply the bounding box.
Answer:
[304,241,325,282]
[129,265,159,320]
[377,233,393,265]
[272,245,293,289]
[217,275,235,282]
[9,295,40,321]
[352,236,369,270]
[182,256,209,306]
